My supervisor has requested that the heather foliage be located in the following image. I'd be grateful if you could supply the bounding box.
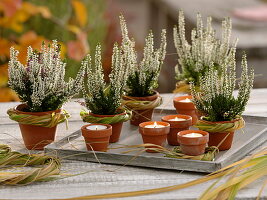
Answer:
[174,11,237,86]
[8,41,85,112]
[191,54,254,122]
[120,15,167,97]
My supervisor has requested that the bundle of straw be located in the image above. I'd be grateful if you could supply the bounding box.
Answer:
[80,109,132,124]
[0,144,61,185]
[64,147,267,200]
[122,96,162,111]
[7,109,70,128]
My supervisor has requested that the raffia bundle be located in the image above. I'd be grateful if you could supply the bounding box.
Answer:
[7,108,70,128]
[80,109,132,124]
[0,144,61,185]
[65,147,267,200]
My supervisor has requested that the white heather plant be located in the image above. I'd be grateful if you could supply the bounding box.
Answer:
[82,43,131,115]
[8,41,85,112]
[174,11,237,87]
[190,54,254,122]
[120,15,167,97]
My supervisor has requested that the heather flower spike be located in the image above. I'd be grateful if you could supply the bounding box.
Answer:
[190,53,254,122]
[82,43,131,115]
[174,11,237,86]
[120,15,167,97]
[8,40,86,112]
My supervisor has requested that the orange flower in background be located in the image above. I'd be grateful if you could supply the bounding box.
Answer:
[0,0,22,17]
[0,0,107,102]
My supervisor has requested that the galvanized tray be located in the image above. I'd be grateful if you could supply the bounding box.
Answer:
[45,110,267,173]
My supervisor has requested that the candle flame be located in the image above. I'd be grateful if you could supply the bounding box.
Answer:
[95,125,98,130]
[175,117,179,120]
[153,122,158,128]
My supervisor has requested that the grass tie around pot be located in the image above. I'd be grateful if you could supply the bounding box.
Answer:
[80,109,132,124]
[0,144,61,185]
[195,116,245,133]
[122,96,162,111]
[7,108,70,128]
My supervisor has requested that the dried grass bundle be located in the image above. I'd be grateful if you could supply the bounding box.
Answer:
[65,147,267,200]
[0,144,61,185]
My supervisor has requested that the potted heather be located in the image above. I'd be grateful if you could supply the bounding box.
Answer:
[80,44,132,143]
[191,54,254,150]
[173,11,237,93]
[7,41,85,150]
[120,15,167,126]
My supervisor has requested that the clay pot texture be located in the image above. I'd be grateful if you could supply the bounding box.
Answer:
[123,92,159,126]
[161,114,192,146]
[15,104,60,150]
[201,119,240,150]
[89,112,126,143]
[139,121,170,153]
[177,130,209,156]
[173,95,198,125]
[81,124,112,152]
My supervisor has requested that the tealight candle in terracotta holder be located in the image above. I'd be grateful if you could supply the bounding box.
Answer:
[173,95,198,125]
[161,114,192,146]
[139,121,170,153]
[177,130,209,156]
[81,124,112,152]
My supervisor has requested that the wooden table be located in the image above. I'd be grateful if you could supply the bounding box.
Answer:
[0,89,266,199]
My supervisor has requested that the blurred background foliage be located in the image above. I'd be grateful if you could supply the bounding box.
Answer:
[0,0,109,102]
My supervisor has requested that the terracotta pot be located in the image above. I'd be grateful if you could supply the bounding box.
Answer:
[81,124,112,152]
[200,119,239,150]
[161,114,192,146]
[122,92,159,126]
[89,112,126,143]
[177,130,209,156]
[173,95,198,125]
[139,121,170,153]
[15,104,60,150]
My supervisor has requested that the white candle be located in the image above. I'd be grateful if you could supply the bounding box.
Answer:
[180,98,191,103]
[145,122,165,128]
[183,133,203,138]
[86,125,107,130]
[168,117,186,121]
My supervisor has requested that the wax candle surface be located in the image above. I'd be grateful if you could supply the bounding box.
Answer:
[168,117,186,121]
[179,98,191,103]
[86,125,107,130]
[183,133,203,138]
[145,122,165,128]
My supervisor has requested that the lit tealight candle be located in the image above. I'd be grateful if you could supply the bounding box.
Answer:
[145,122,165,128]
[168,117,186,121]
[183,133,203,138]
[179,98,191,103]
[86,125,107,130]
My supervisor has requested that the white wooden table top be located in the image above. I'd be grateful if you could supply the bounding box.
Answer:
[0,89,266,200]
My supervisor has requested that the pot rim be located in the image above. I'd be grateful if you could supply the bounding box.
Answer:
[89,111,126,118]
[139,121,170,136]
[122,91,159,101]
[199,117,241,124]
[15,104,61,116]
[81,123,112,138]
[177,130,209,145]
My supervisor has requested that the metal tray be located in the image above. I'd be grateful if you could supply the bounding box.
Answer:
[45,110,267,173]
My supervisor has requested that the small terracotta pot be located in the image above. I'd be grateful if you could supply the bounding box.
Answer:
[173,95,198,125]
[122,92,159,126]
[81,124,112,152]
[15,104,60,150]
[177,130,209,156]
[200,119,239,150]
[161,114,192,146]
[139,121,170,153]
[89,112,126,143]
